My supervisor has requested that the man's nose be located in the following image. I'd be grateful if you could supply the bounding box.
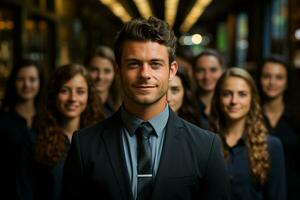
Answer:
[140,63,151,79]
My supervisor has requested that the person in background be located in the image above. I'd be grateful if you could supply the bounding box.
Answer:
[0,58,45,200]
[167,66,200,126]
[34,64,104,200]
[211,67,286,200]
[61,16,230,200]
[84,45,122,117]
[258,55,300,200]
[193,48,225,129]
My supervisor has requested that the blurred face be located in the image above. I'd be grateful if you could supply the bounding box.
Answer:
[194,55,223,93]
[220,77,251,122]
[88,56,115,94]
[15,66,40,101]
[119,41,177,109]
[56,74,88,120]
[260,62,287,99]
[167,75,184,112]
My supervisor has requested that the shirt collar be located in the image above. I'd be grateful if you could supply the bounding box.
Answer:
[225,131,248,149]
[121,105,169,137]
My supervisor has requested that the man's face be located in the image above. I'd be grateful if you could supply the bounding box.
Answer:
[119,41,177,109]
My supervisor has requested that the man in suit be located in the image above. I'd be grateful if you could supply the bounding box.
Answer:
[61,16,230,200]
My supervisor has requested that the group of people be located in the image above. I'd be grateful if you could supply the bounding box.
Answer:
[0,46,121,199]
[0,16,299,200]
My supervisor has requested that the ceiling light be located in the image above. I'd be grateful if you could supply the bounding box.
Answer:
[133,0,153,18]
[99,0,132,22]
[295,29,300,40]
[191,34,202,44]
[165,0,179,27]
[179,0,213,33]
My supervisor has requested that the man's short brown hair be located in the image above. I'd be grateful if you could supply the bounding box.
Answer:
[114,16,177,66]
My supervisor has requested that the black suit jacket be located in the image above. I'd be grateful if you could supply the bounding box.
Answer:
[61,109,230,200]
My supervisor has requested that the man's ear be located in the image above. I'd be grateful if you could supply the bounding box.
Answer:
[169,61,178,81]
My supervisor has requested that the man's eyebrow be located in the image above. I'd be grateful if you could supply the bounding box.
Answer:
[124,58,140,62]
[123,58,165,62]
[150,59,164,62]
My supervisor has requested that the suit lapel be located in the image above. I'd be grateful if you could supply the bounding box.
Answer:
[101,110,133,200]
[152,110,184,197]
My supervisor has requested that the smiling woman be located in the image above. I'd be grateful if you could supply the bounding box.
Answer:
[34,63,104,200]
[210,67,286,200]
[167,66,200,126]
[0,58,45,199]
[258,55,300,200]
[84,46,122,118]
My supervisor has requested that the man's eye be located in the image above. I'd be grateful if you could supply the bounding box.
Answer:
[128,63,140,68]
[151,62,162,68]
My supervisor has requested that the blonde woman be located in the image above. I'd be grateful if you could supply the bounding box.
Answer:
[211,68,286,200]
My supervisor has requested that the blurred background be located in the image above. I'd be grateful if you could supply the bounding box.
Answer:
[0,0,300,100]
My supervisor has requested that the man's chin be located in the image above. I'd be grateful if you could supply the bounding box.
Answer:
[132,95,165,106]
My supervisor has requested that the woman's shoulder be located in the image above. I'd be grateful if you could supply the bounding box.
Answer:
[266,135,284,156]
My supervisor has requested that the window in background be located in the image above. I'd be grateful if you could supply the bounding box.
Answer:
[0,8,14,103]
[217,22,228,53]
[263,0,288,57]
[235,13,248,67]
[24,17,54,74]
[271,0,288,55]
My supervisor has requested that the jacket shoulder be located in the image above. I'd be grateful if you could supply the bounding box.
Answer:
[75,112,121,141]
[178,117,218,143]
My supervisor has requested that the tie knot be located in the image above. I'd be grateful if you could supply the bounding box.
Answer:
[136,122,153,139]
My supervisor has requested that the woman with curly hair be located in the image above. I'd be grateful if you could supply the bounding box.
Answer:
[167,66,200,126]
[210,67,286,200]
[34,64,104,200]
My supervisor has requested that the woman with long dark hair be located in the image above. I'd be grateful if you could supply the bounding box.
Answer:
[167,66,200,126]
[34,64,104,200]
[0,58,45,199]
[193,49,225,129]
[210,68,286,200]
[258,55,300,200]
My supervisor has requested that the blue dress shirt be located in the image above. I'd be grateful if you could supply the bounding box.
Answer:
[121,105,169,200]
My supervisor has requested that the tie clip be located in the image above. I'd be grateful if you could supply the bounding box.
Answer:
[137,174,152,178]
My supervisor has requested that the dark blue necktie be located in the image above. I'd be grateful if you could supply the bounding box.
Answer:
[136,122,153,200]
